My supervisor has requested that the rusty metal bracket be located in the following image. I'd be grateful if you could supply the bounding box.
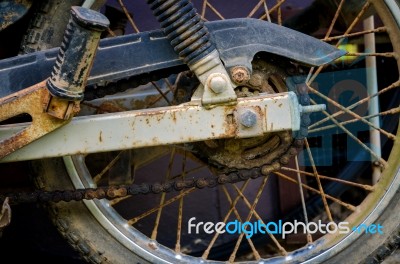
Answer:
[0,82,70,159]
[0,7,109,160]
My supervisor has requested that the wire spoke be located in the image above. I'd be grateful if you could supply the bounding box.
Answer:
[106,27,116,37]
[307,1,372,85]
[295,156,312,243]
[109,195,131,206]
[346,52,395,57]
[259,0,286,20]
[221,185,261,260]
[202,180,251,259]
[206,2,225,20]
[309,107,400,134]
[93,151,124,183]
[277,0,282,25]
[323,27,387,42]
[151,81,172,106]
[304,139,333,222]
[309,80,400,129]
[323,0,345,40]
[343,2,372,37]
[307,84,396,140]
[275,172,356,211]
[310,98,388,167]
[229,176,270,262]
[231,182,288,256]
[151,149,176,239]
[117,0,140,33]
[201,0,208,18]
[281,167,374,191]
[128,187,196,225]
[248,0,271,22]
[175,152,187,253]
[248,0,264,18]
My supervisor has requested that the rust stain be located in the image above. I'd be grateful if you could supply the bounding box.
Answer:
[170,111,177,122]
[99,131,103,143]
[148,242,158,250]
[96,101,126,114]
[0,81,69,159]
[224,110,236,137]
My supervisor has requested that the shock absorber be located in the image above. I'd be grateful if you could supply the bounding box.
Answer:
[147,0,215,66]
[147,0,237,105]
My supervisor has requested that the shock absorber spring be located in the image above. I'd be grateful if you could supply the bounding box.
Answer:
[147,0,216,67]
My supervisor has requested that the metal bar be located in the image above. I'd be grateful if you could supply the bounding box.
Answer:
[0,92,311,162]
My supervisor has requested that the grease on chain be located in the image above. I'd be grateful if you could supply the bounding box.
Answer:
[1,65,309,205]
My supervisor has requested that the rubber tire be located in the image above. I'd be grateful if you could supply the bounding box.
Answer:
[19,0,84,54]
[34,159,148,264]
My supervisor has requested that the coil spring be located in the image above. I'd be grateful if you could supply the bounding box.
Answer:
[147,0,216,66]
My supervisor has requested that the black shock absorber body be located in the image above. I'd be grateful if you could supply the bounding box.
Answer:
[147,0,216,67]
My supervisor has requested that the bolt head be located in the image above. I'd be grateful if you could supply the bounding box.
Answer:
[209,75,227,94]
[240,110,257,128]
[231,66,250,85]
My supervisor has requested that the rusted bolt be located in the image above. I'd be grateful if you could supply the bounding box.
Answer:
[240,110,257,128]
[231,66,250,85]
[209,75,227,94]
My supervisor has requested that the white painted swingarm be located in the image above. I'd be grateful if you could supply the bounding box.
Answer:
[0,91,324,162]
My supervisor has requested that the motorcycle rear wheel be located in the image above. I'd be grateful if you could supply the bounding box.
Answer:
[23,0,400,263]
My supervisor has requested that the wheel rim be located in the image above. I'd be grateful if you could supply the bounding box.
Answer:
[62,0,400,262]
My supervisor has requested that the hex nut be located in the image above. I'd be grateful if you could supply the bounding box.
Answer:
[240,110,257,128]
